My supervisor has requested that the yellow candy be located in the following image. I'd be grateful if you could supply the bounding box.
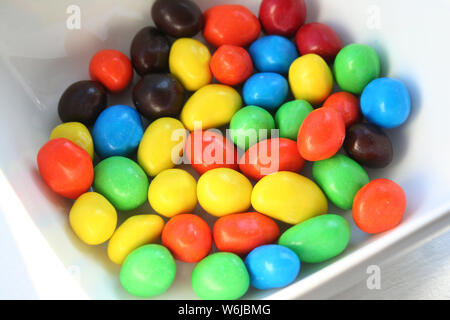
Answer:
[137,117,187,177]
[180,84,242,131]
[148,169,197,218]
[169,38,212,91]
[50,122,94,159]
[197,168,252,217]
[107,215,164,264]
[288,54,333,106]
[251,171,328,225]
[69,192,117,245]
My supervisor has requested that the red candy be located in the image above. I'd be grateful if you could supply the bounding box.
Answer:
[210,45,253,86]
[161,214,212,263]
[295,22,343,62]
[89,49,133,93]
[37,138,94,199]
[239,138,305,181]
[185,130,238,175]
[297,108,345,161]
[259,0,306,37]
[213,212,280,255]
[322,92,361,127]
[203,5,261,47]
[353,179,406,234]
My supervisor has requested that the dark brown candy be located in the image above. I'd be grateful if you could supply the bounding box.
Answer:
[58,80,107,125]
[151,0,203,38]
[130,27,170,76]
[344,123,393,168]
[132,74,184,121]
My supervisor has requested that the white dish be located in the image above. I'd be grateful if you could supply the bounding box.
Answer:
[0,0,450,299]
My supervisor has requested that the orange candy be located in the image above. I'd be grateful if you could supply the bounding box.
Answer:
[37,138,94,199]
[297,108,345,161]
[210,45,253,86]
[89,49,133,93]
[353,179,406,234]
[185,130,239,175]
[239,138,305,181]
[161,214,212,263]
[203,5,261,47]
[213,212,280,255]
[322,92,361,127]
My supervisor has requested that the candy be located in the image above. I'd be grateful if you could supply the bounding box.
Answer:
[322,92,361,127]
[50,122,94,159]
[92,105,144,158]
[243,73,289,110]
[162,214,212,263]
[289,54,333,105]
[197,168,252,217]
[297,108,345,161]
[251,171,328,225]
[169,38,211,91]
[130,26,170,76]
[89,49,133,93]
[108,215,164,264]
[249,35,298,75]
[210,45,253,86]
[275,100,313,141]
[93,156,149,211]
[58,80,107,125]
[203,5,261,47]
[180,84,242,131]
[279,214,350,263]
[313,154,369,210]
[239,138,305,181]
[259,0,306,37]
[132,73,184,121]
[361,78,411,129]
[69,192,117,245]
[151,0,203,38]
[334,44,380,94]
[353,179,406,234]
[185,130,238,175]
[344,123,393,168]
[148,169,197,218]
[213,212,280,255]
[37,138,93,199]
[137,117,186,177]
[295,23,342,62]
[191,252,249,300]
[120,244,176,297]
[245,245,300,290]
[229,106,275,151]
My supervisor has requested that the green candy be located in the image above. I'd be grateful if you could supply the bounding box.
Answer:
[94,156,149,211]
[191,252,249,300]
[334,44,380,94]
[120,244,176,297]
[275,100,313,140]
[312,154,369,210]
[279,214,350,263]
[229,106,275,150]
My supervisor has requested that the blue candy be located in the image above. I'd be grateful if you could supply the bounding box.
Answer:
[243,73,288,110]
[249,36,298,75]
[245,244,300,290]
[92,105,144,158]
[361,78,411,128]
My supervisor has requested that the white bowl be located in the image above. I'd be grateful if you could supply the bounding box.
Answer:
[1,0,450,299]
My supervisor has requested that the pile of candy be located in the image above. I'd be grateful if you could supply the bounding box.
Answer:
[37,0,410,299]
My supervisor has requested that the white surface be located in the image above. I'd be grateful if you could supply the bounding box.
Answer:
[0,0,449,300]
[333,229,450,300]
